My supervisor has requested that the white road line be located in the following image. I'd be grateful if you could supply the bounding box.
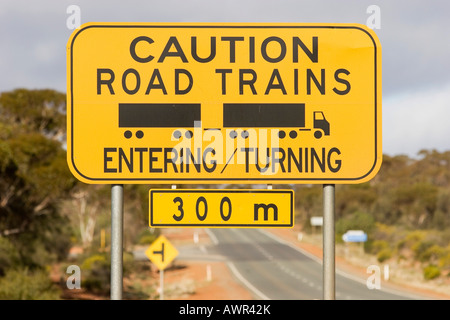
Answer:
[205,228,219,245]
[258,229,430,300]
[227,261,271,300]
[206,228,270,300]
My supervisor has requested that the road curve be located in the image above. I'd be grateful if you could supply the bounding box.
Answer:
[203,228,428,300]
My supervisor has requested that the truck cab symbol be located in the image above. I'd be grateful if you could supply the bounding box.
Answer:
[313,111,330,139]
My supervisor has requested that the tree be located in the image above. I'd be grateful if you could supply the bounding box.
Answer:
[392,182,438,228]
[0,89,75,268]
[0,88,66,141]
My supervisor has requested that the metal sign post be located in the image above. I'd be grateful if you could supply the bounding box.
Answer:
[160,269,164,300]
[323,184,335,300]
[111,184,124,300]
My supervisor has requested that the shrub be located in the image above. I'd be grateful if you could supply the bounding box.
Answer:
[136,228,159,245]
[377,248,393,263]
[78,251,136,295]
[421,245,446,263]
[81,254,110,295]
[438,251,450,269]
[138,235,158,245]
[412,240,434,262]
[336,211,375,242]
[370,240,389,254]
[0,237,19,276]
[0,268,61,300]
[423,265,441,280]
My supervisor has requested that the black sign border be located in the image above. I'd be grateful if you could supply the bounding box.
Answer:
[68,24,380,184]
[149,189,294,227]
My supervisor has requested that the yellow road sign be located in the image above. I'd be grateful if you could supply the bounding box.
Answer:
[145,235,178,271]
[67,22,381,184]
[149,189,294,227]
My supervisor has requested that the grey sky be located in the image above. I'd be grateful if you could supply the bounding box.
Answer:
[0,0,449,157]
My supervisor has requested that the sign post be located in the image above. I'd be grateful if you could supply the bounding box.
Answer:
[110,184,124,300]
[323,184,335,300]
[145,235,179,300]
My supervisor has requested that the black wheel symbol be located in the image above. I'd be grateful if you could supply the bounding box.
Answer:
[289,130,297,139]
[314,130,323,139]
[124,130,132,139]
[136,130,144,139]
[278,131,286,139]
[173,130,182,139]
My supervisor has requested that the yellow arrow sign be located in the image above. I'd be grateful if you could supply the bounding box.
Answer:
[67,22,381,184]
[145,235,178,271]
[149,189,294,228]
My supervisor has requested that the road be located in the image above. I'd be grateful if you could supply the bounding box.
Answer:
[183,228,430,300]
[134,228,431,300]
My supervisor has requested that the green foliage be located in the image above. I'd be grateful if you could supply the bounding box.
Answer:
[0,268,61,299]
[438,250,450,269]
[370,239,389,253]
[392,182,438,228]
[419,244,446,263]
[336,183,377,218]
[423,265,441,280]
[412,240,435,262]
[80,253,110,295]
[336,211,375,239]
[136,228,160,245]
[78,251,136,296]
[0,88,66,139]
[0,237,20,276]
[377,248,392,263]
[138,235,158,245]
[0,89,75,270]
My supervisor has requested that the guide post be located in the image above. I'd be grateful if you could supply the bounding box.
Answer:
[323,184,335,300]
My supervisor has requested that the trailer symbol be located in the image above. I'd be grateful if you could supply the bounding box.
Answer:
[118,102,330,140]
[118,103,201,139]
[223,103,330,139]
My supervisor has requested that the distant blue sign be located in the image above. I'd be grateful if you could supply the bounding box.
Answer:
[342,230,367,242]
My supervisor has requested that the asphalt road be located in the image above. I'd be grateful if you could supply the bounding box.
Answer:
[134,228,431,300]
[190,228,428,300]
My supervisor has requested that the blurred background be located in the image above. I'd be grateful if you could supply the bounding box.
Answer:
[0,0,449,299]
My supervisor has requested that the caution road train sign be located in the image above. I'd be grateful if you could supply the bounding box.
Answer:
[67,22,381,184]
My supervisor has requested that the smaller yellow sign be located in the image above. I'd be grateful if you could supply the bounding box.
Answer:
[149,189,294,228]
[145,235,179,271]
